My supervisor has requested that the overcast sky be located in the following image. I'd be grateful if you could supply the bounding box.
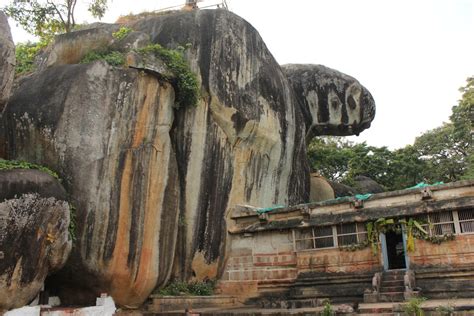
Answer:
[5,0,474,149]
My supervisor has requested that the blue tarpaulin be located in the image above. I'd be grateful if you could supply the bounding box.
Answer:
[355,193,373,201]
[407,182,444,189]
[256,205,285,214]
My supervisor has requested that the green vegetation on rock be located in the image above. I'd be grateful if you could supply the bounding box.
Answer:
[0,159,60,180]
[403,297,427,316]
[80,50,126,66]
[138,44,199,108]
[112,26,133,40]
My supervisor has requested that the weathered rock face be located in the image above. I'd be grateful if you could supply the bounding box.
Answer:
[128,10,313,282]
[0,10,375,307]
[0,11,15,113]
[2,62,180,307]
[0,170,70,311]
[282,64,375,141]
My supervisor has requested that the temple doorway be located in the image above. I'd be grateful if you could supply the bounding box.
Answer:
[381,230,407,270]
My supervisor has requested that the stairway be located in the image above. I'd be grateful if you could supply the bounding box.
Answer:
[378,270,405,302]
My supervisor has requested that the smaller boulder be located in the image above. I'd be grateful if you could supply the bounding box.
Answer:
[0,170,71,311]
[0,168,67,201]
[353,175,385,194]
[309,173,335,202]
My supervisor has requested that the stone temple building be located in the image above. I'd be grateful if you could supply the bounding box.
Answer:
[220,180,474,304]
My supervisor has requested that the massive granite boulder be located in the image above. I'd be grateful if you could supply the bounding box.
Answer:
[0,10,375,307]
[282,64,375,141]
[2,62,180,307]
[0,170,71,311]
[0,11,15,112]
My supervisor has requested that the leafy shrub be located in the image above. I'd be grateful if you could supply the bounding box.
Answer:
[15,42,43,75]
[80,50,125,66]
[403,297,426,316]
[321,299,334,316]
[157,279,216,296]
[112,26,133,40]
[138,44,199,108]
[435,302,455,316]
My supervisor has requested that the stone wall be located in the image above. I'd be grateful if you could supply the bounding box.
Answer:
[410,235,474,298]
[219,230,296,297]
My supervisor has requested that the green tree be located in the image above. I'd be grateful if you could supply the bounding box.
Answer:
[454,77,474,179]
[345,143,393,188]
[3,0,108,42]
[387,145,426,190]
[307,137,356,181]
[414,77,473,182]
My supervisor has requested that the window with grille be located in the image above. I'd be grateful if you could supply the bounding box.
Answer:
[458,209,474,234]
[336,223,368,246]
[294,228,315,251]
[430,211,455,236]
[314,226,334,249]
[293,226,335,250]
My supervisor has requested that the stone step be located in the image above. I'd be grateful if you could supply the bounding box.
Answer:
[383,269,406,275]
[382,274,404,281]
[257,298,319,309]
[380,286,405,293]
[378,292,405,302]
[380,281,405,288]
[146,295,239,312]
[358,306,393,314]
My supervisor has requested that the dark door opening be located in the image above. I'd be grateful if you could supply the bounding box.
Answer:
[385,230,406,270]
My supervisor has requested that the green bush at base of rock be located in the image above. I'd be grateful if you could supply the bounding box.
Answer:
[156,279,216,296]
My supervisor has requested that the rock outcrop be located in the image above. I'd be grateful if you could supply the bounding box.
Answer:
[0,10,376,307]
[0,170,71,311]
[0,11,15,112]
[309,173,335,202]
[352,175,385,194]
[282,64,375,141]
